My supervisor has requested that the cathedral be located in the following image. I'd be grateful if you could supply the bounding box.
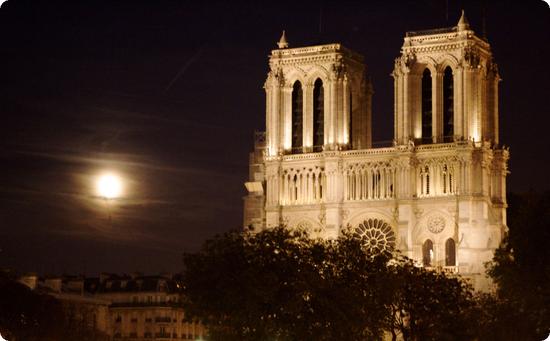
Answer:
[243,12,508,290]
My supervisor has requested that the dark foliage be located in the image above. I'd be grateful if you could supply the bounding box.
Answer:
[485,192,550,340]
[182,227,478,340]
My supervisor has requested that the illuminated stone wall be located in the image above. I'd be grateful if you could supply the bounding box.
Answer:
[244,14,508,291]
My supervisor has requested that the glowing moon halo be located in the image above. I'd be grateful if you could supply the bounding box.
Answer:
[96,173,123,199]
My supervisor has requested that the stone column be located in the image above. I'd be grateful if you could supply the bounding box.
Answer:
[282,86,293,152]
[343,75,349,145]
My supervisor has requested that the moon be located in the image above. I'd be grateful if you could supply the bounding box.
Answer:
[96,173,123,199]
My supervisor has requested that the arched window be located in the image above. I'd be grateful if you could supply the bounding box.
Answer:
[443,67,454,141]
[422,239,434,267]
[313,79,324,151]
[349,90,353,148]
[425,166,430,195]
[292,81,303,153]
[421,68,432,143]
[445,238,456,266]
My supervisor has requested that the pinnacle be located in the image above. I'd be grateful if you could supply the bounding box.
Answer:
[277,30,289,49]
[457,10,470,30]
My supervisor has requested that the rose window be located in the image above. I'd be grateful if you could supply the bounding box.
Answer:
[427,215,446,234]
[353,218,396,253]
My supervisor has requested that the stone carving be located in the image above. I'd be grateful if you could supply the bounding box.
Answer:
[296,220,312,230]
[353,218,396,254]
[414,208,424,219]
[318,212,326,225]
[463,46,480,68]
[403,51,416,68]
[341,209,349,222]
[281,215,290,227]
[427,214,446,233]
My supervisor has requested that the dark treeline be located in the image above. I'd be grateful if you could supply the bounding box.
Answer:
[182,192,550,341]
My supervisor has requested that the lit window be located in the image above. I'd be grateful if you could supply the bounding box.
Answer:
[445,238,456,266]
[421,68,432,143]
[422,239,433,266]
[291,81,303,153]
[443,66,454,141]
[352,218,396,254]
[313,78,324,151]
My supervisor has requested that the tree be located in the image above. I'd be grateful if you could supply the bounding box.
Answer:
[384,258,478,341]
[485,192,550,340]
[182,227,478,340]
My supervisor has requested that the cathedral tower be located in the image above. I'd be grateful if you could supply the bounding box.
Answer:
[244,14,508,291]
[393,11,500,146]
[264,32,373,158]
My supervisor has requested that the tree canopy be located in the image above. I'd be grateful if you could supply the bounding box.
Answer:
[182,227,477,341]
[485,191,550,340]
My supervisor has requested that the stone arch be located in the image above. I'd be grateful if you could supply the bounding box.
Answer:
[284,67,307,88]
[413,210,457,266]
[346,209,395,228]
[305,66,330,86]
[412,209,455,244]
[289,217,324,238]
[411,56,437,76]
[344,210,398,251]
[435,55,460,74]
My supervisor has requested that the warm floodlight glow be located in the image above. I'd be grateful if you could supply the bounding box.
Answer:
[96,173,123,199]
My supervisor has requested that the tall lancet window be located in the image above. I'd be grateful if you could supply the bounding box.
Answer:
[292,81,303,153]
[445,238,456,266]
[349,90,353,148]
[313,79,324,152]
[422,239,434,267]
[421,68,432,143]
[443,66,454,141]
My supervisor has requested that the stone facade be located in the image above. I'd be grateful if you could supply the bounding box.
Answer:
[244,12,509,291]
[19,273,206,340]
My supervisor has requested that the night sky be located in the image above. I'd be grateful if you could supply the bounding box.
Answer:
[0,0,549,275]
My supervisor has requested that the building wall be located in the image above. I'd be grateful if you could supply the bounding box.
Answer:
[244,16,508,291]
[19,274,207,340]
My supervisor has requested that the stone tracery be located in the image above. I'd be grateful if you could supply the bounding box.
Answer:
[352,218,396,254]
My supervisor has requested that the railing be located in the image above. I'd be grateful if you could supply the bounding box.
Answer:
[406,26,457,37]
[425,266,459,274]
[442,266,459,274]
[370,140,395,148]
[344,165,396,201]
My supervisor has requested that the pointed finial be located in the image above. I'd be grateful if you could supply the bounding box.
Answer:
[277,30,289,49]
[457,10,470,30]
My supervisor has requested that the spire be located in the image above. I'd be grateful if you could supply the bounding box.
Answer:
[277,30,289,49]
[457,10,470,31]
